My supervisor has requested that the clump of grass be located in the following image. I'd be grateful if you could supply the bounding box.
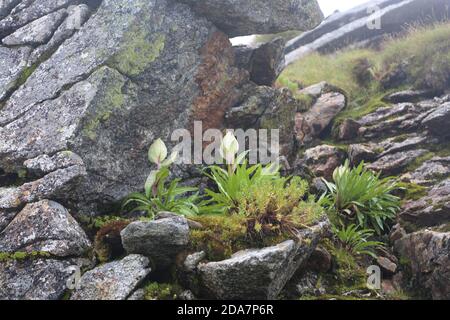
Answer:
[381,23,450,92]
[279,48,378,101]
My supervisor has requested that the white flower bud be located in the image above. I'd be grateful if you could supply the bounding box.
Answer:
[220,131,239,164]
[148,138,167,165]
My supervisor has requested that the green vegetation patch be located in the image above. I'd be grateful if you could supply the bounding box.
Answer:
[0,251,51,262]
[143,282,182,300]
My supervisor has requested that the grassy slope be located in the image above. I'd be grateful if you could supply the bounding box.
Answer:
[278,22,450,121]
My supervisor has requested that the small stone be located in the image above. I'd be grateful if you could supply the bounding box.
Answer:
[121,216,190,269]
[0,258,74,300]
[337,119,361,141]
[300,145,346,180]
[376,256,397,275]
[348,143,378,166]
[0,200,91,257]
[295,92,346,145]
[383,89,437,103]
[71,255,151,300]
[422,102,450,137]
[197,219,330,299]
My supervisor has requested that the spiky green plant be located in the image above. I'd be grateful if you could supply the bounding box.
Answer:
[323,160,401,235]
[123,139,205,218]
[334,224,383,258]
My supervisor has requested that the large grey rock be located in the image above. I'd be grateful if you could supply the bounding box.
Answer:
[0,46,30,101]
[0,258,74,300]
[399,180,450,230]
[71,254,151,300]
[285,0,450,64]
[422,102,450,136]
[0,0,77,38]
[178,0,323,37]
[225,85,303,156]
[197,219,330,300]
[0,200,91,257]
[0,0,247,214]
[357,102,439,139]
[394,230,450,299]
[406,156,450,185]
[2,8,67,46]
[0,164,86,209]
[366,149,428,176]
[27,4,91,66]
[299,145,346,180]
[121,216,190,269]
[295,91,346,145]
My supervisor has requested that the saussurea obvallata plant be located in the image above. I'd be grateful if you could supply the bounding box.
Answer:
[122,138,205,218]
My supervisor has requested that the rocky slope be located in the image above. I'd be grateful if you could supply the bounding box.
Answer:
[236,83,450,299]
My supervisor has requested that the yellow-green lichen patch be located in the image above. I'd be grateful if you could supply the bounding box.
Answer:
[81,71,127,140]
[109,27,165,77]
[0,251,51,262]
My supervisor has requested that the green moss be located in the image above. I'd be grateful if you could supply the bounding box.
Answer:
[320,239,368,297]
[17,168,27,179]
[143,282,182,300]
[335,92,390,124]
[109,27,165,77]
[14,63,39,89]
[189,214,249,261]
[391,134,410,143]
[385,289,411,300]
[0,251,51,262]
[321,139,349,152]
[406,152,435,172]
[397,182,428,201]
[433,223,450,232]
